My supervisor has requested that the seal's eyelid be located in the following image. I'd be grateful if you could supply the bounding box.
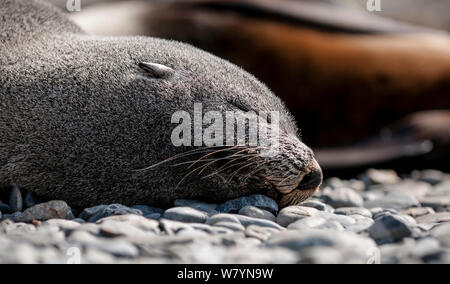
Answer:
[138,62,174,79]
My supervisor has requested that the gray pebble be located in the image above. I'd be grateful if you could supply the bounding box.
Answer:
[245,225,280,241]
[369,215,418,244]
[164,207,208,224]
[416,212,450,224]
[174,199,217,214]
[266,229,376,264]
[300,199,334,213]
[9,186,23,213]
[80,204,142,223]
[206,214,241,225]
[0,204,11,214]
[276,206,319,227]
[372,208,400,220]
[335,207,372,218]
[213,221,245,232]
[419,196,450,212]
[320,187,364,208]
[234,214,284,230]
[217,195,278,215]
[131,205,164,215]
[238,206,276,222]
[364,193,420,210]
[362,169,400,185]
[14,201,74,223]
[401,207,435,218]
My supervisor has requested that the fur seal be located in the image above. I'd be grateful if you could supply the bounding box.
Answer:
[0,0,322,208]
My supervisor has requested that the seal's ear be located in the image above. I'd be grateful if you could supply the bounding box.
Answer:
[138,62,175,79]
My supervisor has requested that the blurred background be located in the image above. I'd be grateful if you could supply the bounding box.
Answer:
[47,0,450,176]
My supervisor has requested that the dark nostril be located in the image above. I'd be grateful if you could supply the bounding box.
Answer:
[297,168,323,191]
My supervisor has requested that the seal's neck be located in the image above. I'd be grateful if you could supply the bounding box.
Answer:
[0,0,83,44]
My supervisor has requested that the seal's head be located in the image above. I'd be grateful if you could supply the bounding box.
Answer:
[0,0,321,207]
[131,41,323,207]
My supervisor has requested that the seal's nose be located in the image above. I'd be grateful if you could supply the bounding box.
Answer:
[297,164,323,191]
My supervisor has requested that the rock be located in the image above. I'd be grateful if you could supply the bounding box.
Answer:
[23,192,38,208]
[317,212,356,228]
[9,186,23,212]
[287,217,332,230]
[362,169,400,185]
[206,214,241,226]
[364,193,420,210]
[266,229,376,264]
[130,205,164,215]
[99,220,153,238]
[234,215,284,230]
[416,213,450,224]
[372,208,400,220]
[276,206,319,227]
[163,207,208,223]
[431,223,450,247]
[80,204,142,222]
[300,199,334,213]
[44,219,81,230]
[0,204,11,214]
[412,169,449,185]
[213,221,245,232]
[369,215,417,244]
[13,201,74,223]
[245,225,280,241]
[419,196,450,212]
[217,195,278,215]
[335,207,372,218]
[238,206,276,221]
[346,215,375,233]
[370,180,432,199]
[320,187,364,208]
[380,238,442,264]
[174,199,217,214]
[401,207,435,218]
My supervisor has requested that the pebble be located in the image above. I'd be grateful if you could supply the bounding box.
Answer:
[372,208,400,220]
[213,222,245,232]
[163,207,208,224]
[234,215,284,230]
[217,195,278,215]
[266,229,376,264]
[364,193,420,210]
[238,206,276,222]
[276,206,319,227]
[320,187,364,208]
[334,207,372,218]
[362,169,400,185]
[9,186,23,213]
[0,204,11,214]
[416,212,450,224]
[369,215,417,244]
[174,199,217,214]
[13,201,74,223]
[401,207,435,218]
[80,204,142,223]
[300,199,334,213]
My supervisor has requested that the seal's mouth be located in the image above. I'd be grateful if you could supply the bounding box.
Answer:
[270,161,323,207]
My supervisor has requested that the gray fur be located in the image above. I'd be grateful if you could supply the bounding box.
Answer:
[0,0,318,207]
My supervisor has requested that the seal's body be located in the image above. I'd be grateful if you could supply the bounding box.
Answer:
[0,0,321,207]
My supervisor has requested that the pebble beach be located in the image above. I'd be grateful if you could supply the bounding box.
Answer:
[1,169,449,264]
